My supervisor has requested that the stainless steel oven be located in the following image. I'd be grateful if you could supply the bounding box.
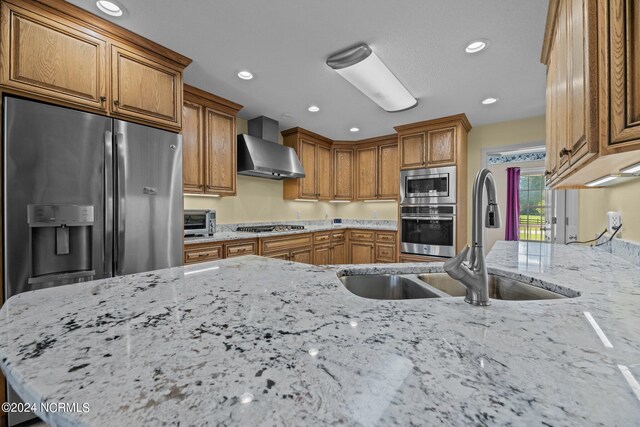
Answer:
[400,165,456,205]
[184,209,216,237]
[400,205,456,257]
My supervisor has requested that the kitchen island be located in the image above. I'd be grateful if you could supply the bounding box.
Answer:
[1,241,639,426]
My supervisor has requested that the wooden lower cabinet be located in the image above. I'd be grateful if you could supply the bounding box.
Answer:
[291,248,312,264]
[225,240,257,258]
[399,254,448,263]
[313,244,331,265]
[260,233,313,264]
[331,242,346,264]
[349,241,375,264]
[184,239,256,264]
[375,244,396,263]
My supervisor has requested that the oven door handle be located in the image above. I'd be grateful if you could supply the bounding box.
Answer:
[401,216,455,221]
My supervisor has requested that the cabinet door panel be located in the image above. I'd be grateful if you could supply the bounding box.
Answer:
[356,146,377,200]
[300,140,317,198]
[568,0,588,158]
[1,3,107,110]
[331,242,346,264]
[377,143,398,199]
[555,0,570,174]
[333,148,354,200]
[349,242,374,264]
[182,100,204,193]
[427,127,456,165]
[609,0,640,145]
[291,248,312,264]
[205,108,236,195]
[313,245,331,265]
[399,133,425,169]
[375,243,396,263]
[317,144,332,200]
[111,45,181,128]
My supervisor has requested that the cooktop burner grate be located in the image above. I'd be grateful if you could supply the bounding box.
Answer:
[236,224,305,233]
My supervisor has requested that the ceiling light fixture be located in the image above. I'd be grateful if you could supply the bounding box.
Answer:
[350,127,360,132]
[326,43,417,112]
[95,0,123,16]
[308,105,320,112]
[465,40,488,54]
[329,200,351,203]
[621,161,640,174]
[482,97,499,105]
[586,175,618,187]
[237,71,253,80]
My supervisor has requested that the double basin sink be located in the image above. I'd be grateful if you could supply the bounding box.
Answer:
[339,273,568,301]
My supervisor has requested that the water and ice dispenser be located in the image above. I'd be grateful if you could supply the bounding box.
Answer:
[27,205,95,284]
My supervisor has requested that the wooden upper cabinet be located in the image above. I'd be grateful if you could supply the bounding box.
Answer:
[300,139,318,198]
[377,143,398,199]
[333,147,354,200]
[0,0,191,130]
[182,84,242,196]
[608,0,640,147]
[282,128,333,200]
[427,127,456,165]
[205,107,236,195]
[317,144,332,200]
[182,99,204,192]
[111,45,182,129]
[399,132,426,169]
[356,146,377,200]
[0,1,107,110]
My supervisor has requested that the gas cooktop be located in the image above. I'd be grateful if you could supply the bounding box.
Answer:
[236,225,305,233]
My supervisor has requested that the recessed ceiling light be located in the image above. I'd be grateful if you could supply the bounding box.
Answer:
[482,97,499,105]
[308,105,320,112]
[237,71,253,80]
[350,127,360,132]
[465,40,488,54]
[96,0,123,16]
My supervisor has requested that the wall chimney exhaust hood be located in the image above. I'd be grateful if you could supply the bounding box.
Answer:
[326,43,417,112]
[237,116,305,180]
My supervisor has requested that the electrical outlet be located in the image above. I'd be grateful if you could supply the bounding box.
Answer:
[607,211,621,234]
[295,210,301,220]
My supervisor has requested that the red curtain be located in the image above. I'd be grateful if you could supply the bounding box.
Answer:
[505,167,520,241]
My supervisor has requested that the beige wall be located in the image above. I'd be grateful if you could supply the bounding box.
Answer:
[466,116,546,243]
[184,118,398,224]
[578,180,640,243]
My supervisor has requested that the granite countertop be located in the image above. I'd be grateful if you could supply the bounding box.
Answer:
[1,241,639,426]
[185,223,397,244]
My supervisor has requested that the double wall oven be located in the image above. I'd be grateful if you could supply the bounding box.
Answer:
[400,166,457,258]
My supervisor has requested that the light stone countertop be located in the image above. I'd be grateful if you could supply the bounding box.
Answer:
[184,224,397,244]
[1,241,639,426]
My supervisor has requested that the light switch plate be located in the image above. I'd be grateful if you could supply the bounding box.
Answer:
[607,211,621,234]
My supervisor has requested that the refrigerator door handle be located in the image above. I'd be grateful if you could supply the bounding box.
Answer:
[115,131,126,275]
[104,130,114,277]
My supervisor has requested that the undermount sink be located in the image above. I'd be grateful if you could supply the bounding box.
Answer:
[339,275,442,300]
[417,273,567,301]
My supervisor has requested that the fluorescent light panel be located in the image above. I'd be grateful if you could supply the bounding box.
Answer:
[621,162,640,174]
[585,175,618,187]
[327,44,417,112]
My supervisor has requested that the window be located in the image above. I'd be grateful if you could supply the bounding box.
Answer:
[518,173,553,241]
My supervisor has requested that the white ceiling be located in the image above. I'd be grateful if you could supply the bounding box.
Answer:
[68,0,549,140]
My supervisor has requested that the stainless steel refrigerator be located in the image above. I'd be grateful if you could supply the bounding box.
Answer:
[3,96,183,425]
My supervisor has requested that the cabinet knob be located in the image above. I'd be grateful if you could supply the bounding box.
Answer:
[544,170,551,176]
[114,100,120,107]
[100,96,106,103]
[559,148,572,158]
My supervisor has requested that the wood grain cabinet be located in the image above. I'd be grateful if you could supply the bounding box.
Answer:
[282,128,333,200]
[355,136,398,201]
[0,0,191,130]
[184,239,257,264]
[398,121,464,170]
[348,230,375,264]
[260,233,313,263]
[542,0,640,187]
[375,231,397,263]
[182,84,242,196]
[332,147,354,200]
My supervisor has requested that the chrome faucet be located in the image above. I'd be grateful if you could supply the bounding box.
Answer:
[444,168,501,306]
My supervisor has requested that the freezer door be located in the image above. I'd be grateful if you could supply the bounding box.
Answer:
[3,97,112,300]
[114,120,183,275]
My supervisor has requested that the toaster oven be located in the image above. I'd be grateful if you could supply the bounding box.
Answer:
[184,209,216,237]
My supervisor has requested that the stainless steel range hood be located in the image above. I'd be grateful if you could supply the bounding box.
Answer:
[237,116,305,179]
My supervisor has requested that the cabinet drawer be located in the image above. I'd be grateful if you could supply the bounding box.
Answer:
[261,233,312,254]
[331,231,345,242]
[348,230,375,241]
[225,240,257,258]
[376,231,396,243]
[375,244,396,263]
[184,244,223,264]
[314,232,331,244]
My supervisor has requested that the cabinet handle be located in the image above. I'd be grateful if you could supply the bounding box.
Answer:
[559,148,572,158]
[114,100,120,107]
[544,170,551,176]
[100,96,106,103]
